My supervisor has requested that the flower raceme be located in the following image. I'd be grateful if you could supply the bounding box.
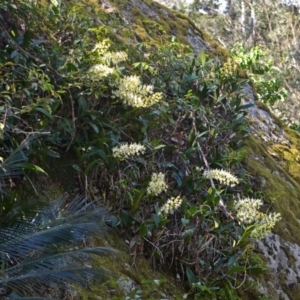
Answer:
[234,197,282,239]
[92,40,128,64]
[147,172,168,196]
[234,198,263,224]
[88,40,127,81]
[203,169,239,187]
[159,196,183,215]
[251,212,282,239]
[102,51,128,64]
[89,41,162,107]
[112,143,146,160]
[113,75,163,108]
[88,64,114,80]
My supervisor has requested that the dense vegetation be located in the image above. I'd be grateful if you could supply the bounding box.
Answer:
[167,0,300,125]
[0,0,283,299]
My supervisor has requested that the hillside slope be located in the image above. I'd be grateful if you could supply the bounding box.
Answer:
[1,0,300,299]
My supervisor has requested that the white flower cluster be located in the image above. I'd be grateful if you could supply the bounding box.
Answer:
[251,212,282,240]
[234,197,281,239]
[159,196,183,215]
[195,166,204,172]
[234,198,263,224]
[113,75,163,108]
[147,172,168,196]
[102,51,128,64]
[112,143,146,160]
[92,40,111,54]
[88,40,127,81]
[203,169,239,187]
[88,64,114,80]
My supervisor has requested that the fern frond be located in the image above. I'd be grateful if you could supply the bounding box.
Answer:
[0,195,115,298]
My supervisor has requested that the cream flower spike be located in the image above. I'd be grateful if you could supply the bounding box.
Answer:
[113,75,163,108]
[112,143,146,160]
[147,172,168,196]
[203,169,239,187]
[160,196,183,215]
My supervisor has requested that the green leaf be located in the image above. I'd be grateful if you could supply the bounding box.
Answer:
[247,266,266,275]
[181,218,189,226]
[139,223,148,238]
[45,150,61,158]
[87,121,99,134]
[153,279,167,286]
[82,147,107,163]
[34,107,53,120]
[72,164,83,173]
[121,210,132,227]
[163,146,177,154]
[186,267,196,284]
[213,219,219,229]
[183,147,196,159]
[67,63,77,72]
[228,253,241,266]
[172,171,182,187]
[187,128,195,144]
[187,206,199,217]
[235,224,256,248]
[23,30,32,49]
[152,214,164,228]
[132,62,141,68]
[216,221,235,234]
[16,163,47,175]
[9,3,17,9]
[131,190,145,213]
[84,159,101,174]
[236,103,254,110]
[206,187,220,208]
[180,176,194,192]
[153,144,166,150]
[78,96,87,115]
[199,52,206,67]
[214,257,227,268]
[228,266,245,275]
[195,181,205,191]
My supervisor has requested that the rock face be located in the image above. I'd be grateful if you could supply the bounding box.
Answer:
[257,233,300,300]
[241,83,290,145]
[98,0,212,53]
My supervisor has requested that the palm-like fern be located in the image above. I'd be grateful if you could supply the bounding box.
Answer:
[0,195,115,299]
[0,133,48,193]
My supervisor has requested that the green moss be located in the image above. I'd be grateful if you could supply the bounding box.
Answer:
[268,128,300,182]
[242,136,300,245]
[75,233,190,299]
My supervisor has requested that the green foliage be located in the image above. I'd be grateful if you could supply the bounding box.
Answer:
[289,122,300,132]
[182,0,299,122]
[0,0,282,299]
[107,39,274,298]
[0,195,115,298]
[231,42,287,105]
